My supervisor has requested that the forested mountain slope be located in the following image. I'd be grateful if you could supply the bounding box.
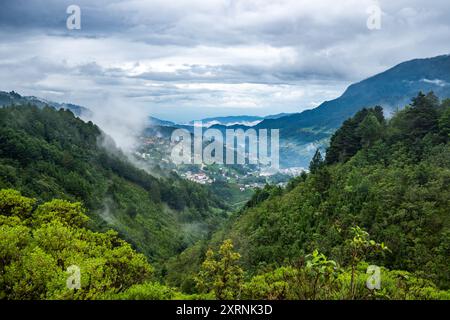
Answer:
[255,55,450,167]
[228,92,450,287]
[258,55,450,131]
[0,91,90,117]
[168,93,450,292]
[0,105,228,261]
[1,94,449,300]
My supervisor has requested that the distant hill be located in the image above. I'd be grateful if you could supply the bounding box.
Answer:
[264,112,293,119]
[144,56,450,168]
[148,116,177,127]
[188,113,291,127]
[0,90,91,117]
[258,55,450,131]
[188,115,264,127]
[255,54,450,167]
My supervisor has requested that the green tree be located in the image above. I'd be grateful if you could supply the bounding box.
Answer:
[345,226,389,298]
[309,149,324,174]
[438,104,450,138]
[0,189,153,300]
[196,239,243,299]
[356,113,383,146]
[0,189,35,220]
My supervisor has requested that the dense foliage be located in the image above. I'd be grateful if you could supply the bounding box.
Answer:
[167,93,450,296]
[228,93,449,286]
[190,237,449,300]
[1,92,449,300]
[0,189,153,299]
[0,105,227,261]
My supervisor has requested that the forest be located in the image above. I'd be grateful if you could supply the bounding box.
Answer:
[0,92,449,299]
[0,105,229,262]
[164,92,450,298]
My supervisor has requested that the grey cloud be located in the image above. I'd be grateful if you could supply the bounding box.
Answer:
[0,0,449,126]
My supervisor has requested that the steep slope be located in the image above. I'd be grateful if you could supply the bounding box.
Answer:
[0,105,228,261]
[257,54,450,167]
[171,93,450,290]
[148,116,177,127]
[258,55,450,131]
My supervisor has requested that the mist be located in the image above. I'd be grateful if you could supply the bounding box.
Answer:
[84,95,150,153]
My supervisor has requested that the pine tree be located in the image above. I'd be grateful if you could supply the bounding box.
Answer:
[309,149,324,173]
[195,240,243,299]
[356,113,382,146]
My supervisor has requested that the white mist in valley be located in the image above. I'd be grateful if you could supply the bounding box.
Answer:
[84,95,150,154]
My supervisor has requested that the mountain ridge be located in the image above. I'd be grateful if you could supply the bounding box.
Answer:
[0,90,91,117]
[250,54,450,167]
[257,54,450,131]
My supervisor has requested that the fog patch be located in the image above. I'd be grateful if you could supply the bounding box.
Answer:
[85,94,149,153]
[99,197,117,225]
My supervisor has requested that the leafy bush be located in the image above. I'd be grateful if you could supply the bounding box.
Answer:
[0,189,153,300]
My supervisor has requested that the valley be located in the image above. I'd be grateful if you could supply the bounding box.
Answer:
[1,55,450,300]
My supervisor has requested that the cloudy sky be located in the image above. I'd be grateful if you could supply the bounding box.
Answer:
[1,0,450,123]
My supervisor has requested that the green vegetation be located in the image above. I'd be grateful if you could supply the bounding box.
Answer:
[2,190,447,300]
[189,237,449,300]
[166,92,450,298]
[1,92,449,300]
[0,189,216,300]
[0,189,152,299]
[195,239,244,299]
[0,105,228,262]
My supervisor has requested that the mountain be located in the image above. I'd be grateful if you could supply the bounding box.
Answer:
[258,55,450,131]
[264,112,293,119]
[143,55,450,168]
[2,93,449,300]
[188,113,292,127]
[0,105,228,261]
[254,54,450,167]
[168,93,450,292]
[0,90,91,117]
[189,115,264,127]
[148,116,177,127]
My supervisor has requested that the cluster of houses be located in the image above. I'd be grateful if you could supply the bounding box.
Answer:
[182,171,214,185]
